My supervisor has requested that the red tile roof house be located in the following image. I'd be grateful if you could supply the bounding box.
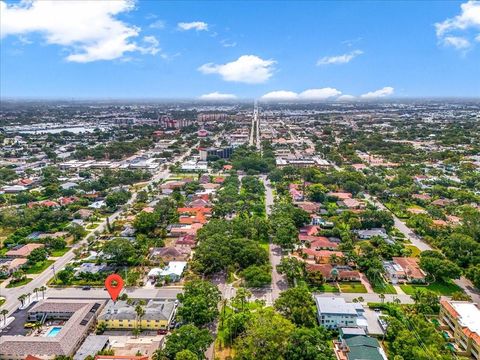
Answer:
[300,248,345,264]
[27,200,60,208]
[6,243,44,258]
[289,184,304,202]
[327,192,353,200]
[307,263,361,282]
[299,225,320,236]
[383,257,427,284]
[296,201,322,214]
[339,198,366,210]
[299,235,339,250]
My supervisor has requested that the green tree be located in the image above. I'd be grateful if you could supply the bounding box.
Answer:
[154,324,212,360]
[103,238,136,265]
[241,265,272,288]
[176,280,221,327]
[284,327,335,360]
[233,308,295,360]
[419,252,462,282]
[274,287,317,327]
[276,257,306,286]
[175,350,198,360]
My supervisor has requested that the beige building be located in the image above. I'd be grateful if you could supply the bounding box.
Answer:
[439,299,480,359]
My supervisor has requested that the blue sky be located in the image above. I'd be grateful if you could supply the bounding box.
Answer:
[1,0,479,99]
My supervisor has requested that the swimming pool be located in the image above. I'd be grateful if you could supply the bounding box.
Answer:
[46,326,62,337]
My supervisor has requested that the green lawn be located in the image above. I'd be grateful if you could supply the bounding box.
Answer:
[314,283,339,293]
[373,283,397,294]
[404,245,421,257]
[6,277,32,288]
[400,281,463,296]
[50,248,70,257]
[24,260,55,274]
[0,298,5,306]
[339,282,367,293]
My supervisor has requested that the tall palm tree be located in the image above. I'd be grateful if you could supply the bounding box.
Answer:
[18,294,27,307]
[1,309,8,325]
[39,286,47,299]
[135,304,145,335]
[26,292,32,304]
[33,287,39,300]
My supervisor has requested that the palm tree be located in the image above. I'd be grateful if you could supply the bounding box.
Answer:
[379,293,386,304]
[357,296,364,303]
[134,304,145,335]
[393,297,401,305]
[1,309,8,325]
[18,294,27,307]
[39,286,47,299]
[26,292,32,304]
[33,287,39,300]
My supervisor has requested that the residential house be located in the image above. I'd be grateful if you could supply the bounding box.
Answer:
[334,330,388,360]
[148,261,187,282]
[6,243,44,258]
[149,247,189,262]
[383,257,426,284]
[314,296,367,330]
[307,264,361,282]
[0,258,27,276]
[301,248,345,264]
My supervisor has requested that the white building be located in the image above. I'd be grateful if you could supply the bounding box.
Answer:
[315,296,367,330]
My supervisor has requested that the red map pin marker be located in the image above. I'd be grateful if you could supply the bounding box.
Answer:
[105,274,124,301]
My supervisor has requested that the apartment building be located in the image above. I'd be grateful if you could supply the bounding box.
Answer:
[439,299,480,359]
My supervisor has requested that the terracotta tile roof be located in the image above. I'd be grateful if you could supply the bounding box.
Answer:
[6,243,44,257]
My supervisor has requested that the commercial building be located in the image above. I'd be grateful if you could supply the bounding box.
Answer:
[199,146,233,161]
[314,296,367,330]
[439,300,480,359]
[97,299,176,331]
[0,299,105,360]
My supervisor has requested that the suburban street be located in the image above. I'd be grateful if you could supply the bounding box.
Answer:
[364,193,480,304]
[0,149,193,316]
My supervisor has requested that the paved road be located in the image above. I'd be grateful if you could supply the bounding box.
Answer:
[314,292,414,304]
[364,193,480,305]
[260,176,287,304]
[46,286,182,300]
[0,149,193,315]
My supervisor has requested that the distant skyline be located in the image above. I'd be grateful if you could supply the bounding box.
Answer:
[1,0,480,100]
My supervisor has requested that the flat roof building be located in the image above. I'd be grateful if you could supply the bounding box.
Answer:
[315,296,367,330]
[440,300,480,359]
[0,299,105,360]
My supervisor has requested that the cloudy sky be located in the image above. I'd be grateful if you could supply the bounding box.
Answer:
[1,0,479,99]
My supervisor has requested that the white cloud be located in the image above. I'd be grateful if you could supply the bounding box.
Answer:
[360,87,395,99]
[199,92,237,100]
[476,33,480,41]
[149,20,166,29]
[261,90,299,101]
[261,88,342,101]
[443,36,471,49]
[337,94,356,101]
[299,88,342,100]
[177,21,208,31]
[198,55,276,84]
[435,1,480,50]
[317,50,363,65]
[0,0,160,63]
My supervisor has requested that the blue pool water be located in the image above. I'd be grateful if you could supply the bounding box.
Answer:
[46,326,62,337]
